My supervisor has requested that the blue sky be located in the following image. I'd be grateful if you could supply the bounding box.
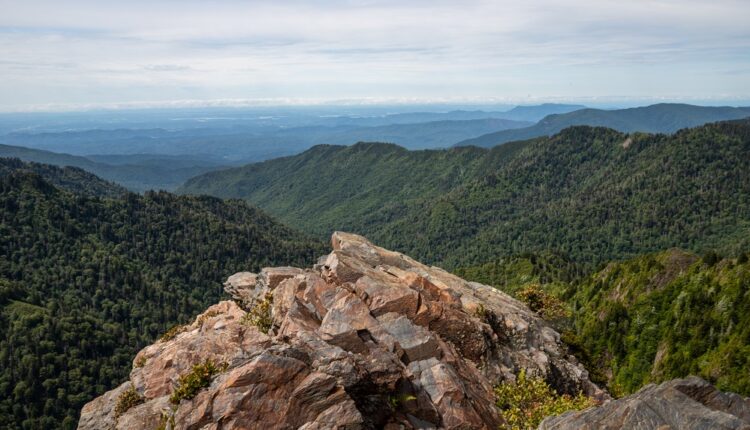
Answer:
[0,0,749,111]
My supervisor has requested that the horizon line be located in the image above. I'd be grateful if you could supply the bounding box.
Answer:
[2,95,750,114]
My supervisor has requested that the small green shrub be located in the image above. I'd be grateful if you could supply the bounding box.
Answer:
[559,331,607,385]
[516,284,569,320]
[196,310,221,327]
[474,303,488,321]
[737,252,748,264]
[388,393,418,409]
[155,411,175,430]
[495,369,595,430]
[169,359,228,404]
[242,292,274,334]
[114,385,143,418]
[160,324,188,342]
[702,250,719,266]
[134,355,147,368]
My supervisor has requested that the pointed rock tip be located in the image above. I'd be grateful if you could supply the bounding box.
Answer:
[331,231,371,251]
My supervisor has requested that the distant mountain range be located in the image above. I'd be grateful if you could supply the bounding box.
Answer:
[180,119,750,268]
[313,104,584,125]
[0,104,582,162]
[0,143,225,191]
[302,117,532,149]
[0,114,532,159]
[5,103,750,193]
[456,103,750,148]
[491,103,586,122]
[0,104,586,189]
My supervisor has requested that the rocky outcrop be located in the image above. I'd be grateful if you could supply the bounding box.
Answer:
[79,232,604,430]
[540,376,750,430]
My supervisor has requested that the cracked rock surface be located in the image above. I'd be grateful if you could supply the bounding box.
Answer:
[540,376,750,430]
[79,232,604,429]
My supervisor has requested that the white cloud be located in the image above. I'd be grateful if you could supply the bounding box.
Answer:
[0,0,748,110]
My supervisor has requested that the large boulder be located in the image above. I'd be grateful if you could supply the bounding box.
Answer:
[540,376,750,430]
[79,232,604,429]
[224,267,303,309]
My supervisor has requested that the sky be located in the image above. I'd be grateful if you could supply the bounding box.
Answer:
[0,0,749,111]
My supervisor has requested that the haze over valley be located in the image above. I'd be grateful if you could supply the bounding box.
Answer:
[3,102,750,191]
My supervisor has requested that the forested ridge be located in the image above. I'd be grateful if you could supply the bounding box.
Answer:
[180,119,750,270]
[453,247,750,398]
[0,143,225,192]
[454,252,585,295]
[177,119,750,401]
[0,165,325,429]
[0,157,127,198]
[566,249,750,397]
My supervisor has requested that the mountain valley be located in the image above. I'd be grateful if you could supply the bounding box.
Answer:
[0,160,324,428]
[180,119,750,269]
[1,106,750,430]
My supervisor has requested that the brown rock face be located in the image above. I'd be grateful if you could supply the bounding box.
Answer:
[78,232,603,430]
[539,376,750,430]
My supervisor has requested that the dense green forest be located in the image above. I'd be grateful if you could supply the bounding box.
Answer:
[0,164,324,429]
[453,247,750,398]
[180,119,750,270]
[178,119,750,400]
[566,249,750,397]
[454,252,585,295]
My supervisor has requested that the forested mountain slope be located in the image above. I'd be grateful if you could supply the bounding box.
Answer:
[567,249,750,397]
[0,169,324,429]
[456,103,750,148]
[180,120,750,269]
[0,143,225,191]
[0,157,126,197]
[453,252,585,295]
[180,141,517,237]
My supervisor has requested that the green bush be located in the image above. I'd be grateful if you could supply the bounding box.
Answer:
[155,412,175,430]
[196,310,221,327]
[134,355,147,369]
[388,394,418,410]
[242,292,274,334]
[114,385,143,418]
[169,359,228,404]
[516,284,569,320]
[495,369,595,430]
[160,324,188,342]
[559,331,607,385]
[702,251,719,266]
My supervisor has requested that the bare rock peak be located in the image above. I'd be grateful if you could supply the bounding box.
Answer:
[80,232,750,429]
[80,232,608,429]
